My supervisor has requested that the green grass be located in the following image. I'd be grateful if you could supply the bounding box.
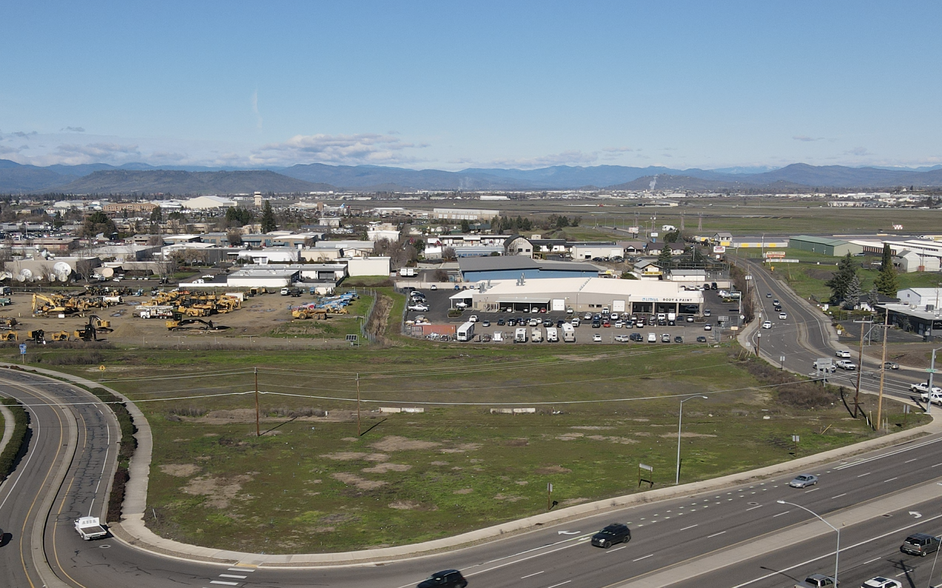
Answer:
[23,343,923,553]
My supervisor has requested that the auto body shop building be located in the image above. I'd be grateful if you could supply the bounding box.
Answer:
[450,277,704,316]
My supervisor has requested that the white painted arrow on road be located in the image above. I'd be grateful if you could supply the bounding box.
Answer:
[910,511,922,518]
[558,530,580,535]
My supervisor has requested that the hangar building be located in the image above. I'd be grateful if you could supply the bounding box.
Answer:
[458,257,599,282]
[449,277,703,316]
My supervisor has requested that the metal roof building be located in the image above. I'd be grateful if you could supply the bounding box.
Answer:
[449,277,703,315]
[458,257,599,282]
[788,235,862,257]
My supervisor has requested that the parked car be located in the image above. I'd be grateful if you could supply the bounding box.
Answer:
[591,523,631,548]
[481,320,490,327]
[703,309,712,317]
[468,315,478,323]
[647,332,657,342]
[686,315,695,322]
[674,336,683,343]
[835,349,851,358]
[901,532,941,556]
[696,336,707,343]
[789,473,818,488]
[661,333,670,343]
[417,569,468,588]
[861,578,901,588]
[497,318,505,326]
[408,304,430,312]
[703,323,713,331]
[614,334,629,342]
[629,333,643,342]
[593,333,602,342]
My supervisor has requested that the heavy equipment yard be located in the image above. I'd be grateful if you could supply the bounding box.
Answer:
[0,286,365,349]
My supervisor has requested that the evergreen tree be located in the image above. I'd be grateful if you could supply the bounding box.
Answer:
[657,243,673,269]
[825,253,858,304]
[80,210,117,238]
[260,200,277,233]
[843,274,862,309]
[873,243,899,296]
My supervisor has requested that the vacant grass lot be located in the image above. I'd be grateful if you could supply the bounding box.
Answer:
[25,342,921,554]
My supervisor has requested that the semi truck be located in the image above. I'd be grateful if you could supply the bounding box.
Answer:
[75,516,107,540]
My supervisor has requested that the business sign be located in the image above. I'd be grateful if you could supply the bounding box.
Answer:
[764,251,786,259]
[627,226,640,234]
[713,245,726,254]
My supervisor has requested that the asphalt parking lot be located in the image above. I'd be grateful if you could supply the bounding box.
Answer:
[403,285,738,344]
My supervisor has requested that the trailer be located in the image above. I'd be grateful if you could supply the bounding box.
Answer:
[514,327,528,343]
[561,323,576,342]
[75,516,107,540]
[545,326,559,342]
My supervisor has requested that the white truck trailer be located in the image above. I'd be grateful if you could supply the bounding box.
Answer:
[545,326,558,342]
[514,327,528,343]
[75,516,107,540]
[530,327,543,343]
[561,323,575,342]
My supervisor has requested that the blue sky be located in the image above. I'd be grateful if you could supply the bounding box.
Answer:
[2,1,940,171]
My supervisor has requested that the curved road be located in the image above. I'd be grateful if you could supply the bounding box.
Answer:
[1,262,940,588]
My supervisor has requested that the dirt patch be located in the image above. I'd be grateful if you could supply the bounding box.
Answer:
[182,474,252,509]
[362,463,412,473]
[160,464,200,477]
[453,488,473,494]
[493,493,524,502]
[555,433,584,441]
[586,435,638,444]
[430,461,450,466]
[535,465,572,475]
[503,438,529,447]
[571,425,614,430]
[388,500,430,510]
[331,472,387,490]
[633,432,652,436]
[440,443,482,454]
[371,435,440,451]
[321,452,389,462]
[661,432,717,438]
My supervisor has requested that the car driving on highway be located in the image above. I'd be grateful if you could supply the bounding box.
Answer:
[417,569,468,588]
[861,577,901,588]
[591,523,631,548]
[789,473,818,488]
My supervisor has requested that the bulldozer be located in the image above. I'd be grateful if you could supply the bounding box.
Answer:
[0,331,19,341]
[292,307,329,320]
[165,318,222,331]
[49,331,71,342]
[88,315,113,333]
[72,324,98,342]
[28,329,46,344]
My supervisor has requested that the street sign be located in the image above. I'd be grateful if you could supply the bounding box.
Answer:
[18,343,26,355]
[639,463,653,471]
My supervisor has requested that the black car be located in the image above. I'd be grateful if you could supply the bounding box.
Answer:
[417,569,468,588]
[497,318,505,326]
[556,319,565,328]
[629,332,643,342]
[543,318,553,327]
[591,523,631,548]
[674,336,683,343]
[507,318,516,327]
[696,336,707,342]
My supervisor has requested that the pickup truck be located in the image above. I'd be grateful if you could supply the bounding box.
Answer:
[912,382,942,395]
[75,516,107,540]
[794,573,837,588]
[835,360,857,370]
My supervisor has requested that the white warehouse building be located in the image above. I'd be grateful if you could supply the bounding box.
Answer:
[449,277,704,316]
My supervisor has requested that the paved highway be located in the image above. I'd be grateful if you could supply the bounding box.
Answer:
[2,261,941,588]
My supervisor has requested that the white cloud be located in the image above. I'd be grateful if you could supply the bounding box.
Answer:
[252,133,422,166]
[793,135,824,142]
[54,142,142,164]
[61,126,85,133]
[845,146,869,156]
[485,150,601,169]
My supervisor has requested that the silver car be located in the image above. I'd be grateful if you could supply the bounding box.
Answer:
[789,474,818,488]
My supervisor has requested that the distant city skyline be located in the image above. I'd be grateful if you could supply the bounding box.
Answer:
[2,2,940,171]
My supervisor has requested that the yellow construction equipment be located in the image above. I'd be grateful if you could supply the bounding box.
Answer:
[0,331,18,341]
[0,316,18,329]
[49,331,71,342]
[32,293,71,315]
[165,318,221,331]
[88,315,112,333]
[292,307,329,320]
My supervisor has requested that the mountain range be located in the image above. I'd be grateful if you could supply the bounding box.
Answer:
[1,159,941,195]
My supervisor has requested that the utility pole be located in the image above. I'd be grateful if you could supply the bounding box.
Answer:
[254,367,260,437]
[356,372,361,436]
[853,319,872,417]
[876,312,889,430]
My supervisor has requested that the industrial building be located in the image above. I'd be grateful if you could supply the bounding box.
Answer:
[448,277,704,315]
[458,256,599,283]
[788,235,862,257]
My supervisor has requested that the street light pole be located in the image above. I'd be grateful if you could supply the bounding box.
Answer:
[676,395,708,485]
[777,500,839,585]
[928,348,940,412]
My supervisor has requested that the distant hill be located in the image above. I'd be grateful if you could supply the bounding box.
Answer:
[55,170,336,195]
[4,158,942,194]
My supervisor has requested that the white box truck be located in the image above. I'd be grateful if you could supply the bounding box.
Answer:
[456,321,475,342]
[514,327,528,343]
[546,326,558,342]
[561,323,575,342]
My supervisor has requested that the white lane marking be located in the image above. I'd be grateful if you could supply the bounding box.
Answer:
[219,574,247,579]
[746,504,763,512]
[209,582,240,586]
[730,511,942,588]
[773,510,790,517]
[228,568,254,572]
[884,477,898,483]
[547,582,571,588]
[835,436,942,469]
[607,545,628,553]
[904,458,917,464]
[707,531,726,538]
[521,571,544,579]
[831,493,847,499]
[680,524,698,531]
[804,487,820,493]
[633,554,653,562]
[857,472,872,477]
[863,557,881,565]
